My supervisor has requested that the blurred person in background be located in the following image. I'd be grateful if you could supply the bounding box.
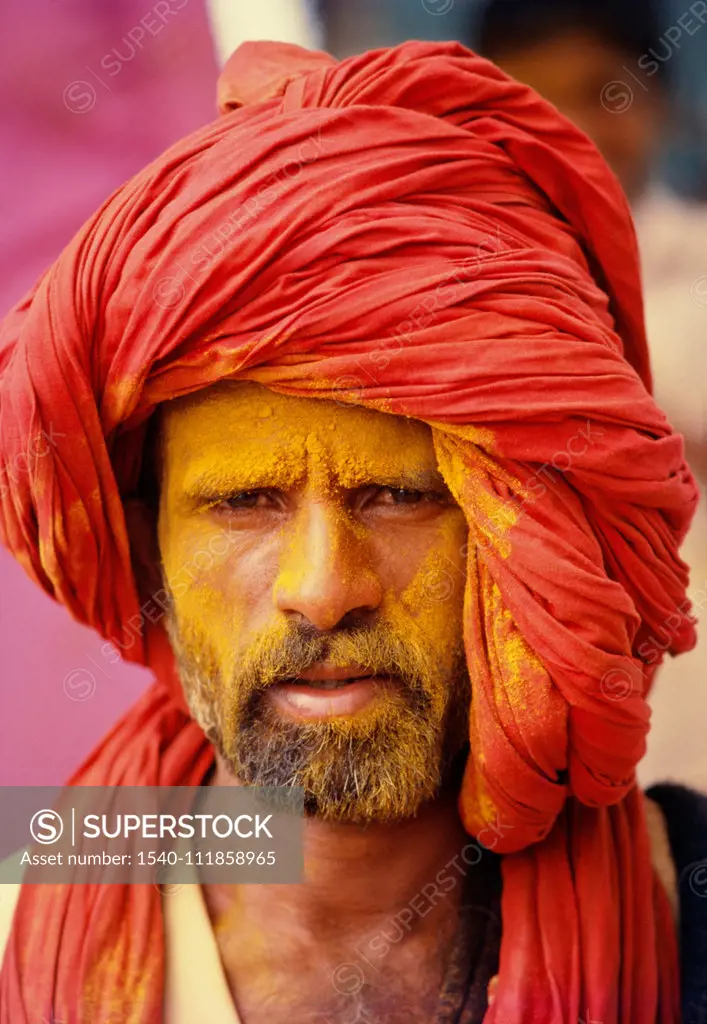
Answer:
[476,0,707,787]
[476,0,666,201]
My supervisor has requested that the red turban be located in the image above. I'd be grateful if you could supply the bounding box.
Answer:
[0,40,697,1022]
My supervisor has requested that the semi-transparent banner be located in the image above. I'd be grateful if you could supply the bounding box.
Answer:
[0,786,303,884]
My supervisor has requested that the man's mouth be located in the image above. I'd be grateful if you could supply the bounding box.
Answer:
[284,677,373,690]
[267,664,394,719]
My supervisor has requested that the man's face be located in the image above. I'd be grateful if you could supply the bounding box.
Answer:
[494,30,663,202]
[157,382,470,823]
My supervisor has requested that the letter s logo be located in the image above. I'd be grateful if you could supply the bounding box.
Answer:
[30,809,64,844]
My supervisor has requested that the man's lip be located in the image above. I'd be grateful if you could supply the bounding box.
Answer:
[268,676,393,718]
[291,663,375,682]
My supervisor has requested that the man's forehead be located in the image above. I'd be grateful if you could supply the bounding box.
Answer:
[159,380,444,492]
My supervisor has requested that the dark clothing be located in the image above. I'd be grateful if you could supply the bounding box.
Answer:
[438,784,707,1022]
[648,784,707,1024]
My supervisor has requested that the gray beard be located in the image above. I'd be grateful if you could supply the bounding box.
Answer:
[166,615,470,824]
[216,689,466,822]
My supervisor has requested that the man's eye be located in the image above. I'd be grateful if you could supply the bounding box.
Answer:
[382,487,425,504]
[218,490,269,511]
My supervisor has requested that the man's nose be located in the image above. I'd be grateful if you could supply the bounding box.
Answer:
[273,501,382,631]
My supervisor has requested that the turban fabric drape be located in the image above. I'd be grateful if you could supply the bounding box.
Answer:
[0,40,698,1023]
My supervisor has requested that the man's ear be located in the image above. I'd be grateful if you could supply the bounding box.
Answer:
[123,497,163,605]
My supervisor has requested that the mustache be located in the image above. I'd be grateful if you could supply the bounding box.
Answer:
[235,621,441,697]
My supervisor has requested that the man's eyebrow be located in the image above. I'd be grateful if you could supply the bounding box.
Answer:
[181,464,450,497]
[347,468,450,492]
[181,461,303,497]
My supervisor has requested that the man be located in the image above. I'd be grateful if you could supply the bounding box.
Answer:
[474,0,668,203]
[0,39,704,1022]
[476,0,707,788]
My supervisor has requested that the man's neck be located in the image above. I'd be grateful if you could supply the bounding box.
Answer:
[201,754,481,1023]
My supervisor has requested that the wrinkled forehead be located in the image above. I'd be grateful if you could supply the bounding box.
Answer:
[158,380,445,494]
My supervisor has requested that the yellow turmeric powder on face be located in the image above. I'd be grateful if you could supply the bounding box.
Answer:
[157,381,473,822]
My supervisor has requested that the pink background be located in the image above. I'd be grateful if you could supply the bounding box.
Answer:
[0,0,218,785]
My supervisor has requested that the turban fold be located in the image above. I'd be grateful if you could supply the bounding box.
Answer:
[0,39,697,1023]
